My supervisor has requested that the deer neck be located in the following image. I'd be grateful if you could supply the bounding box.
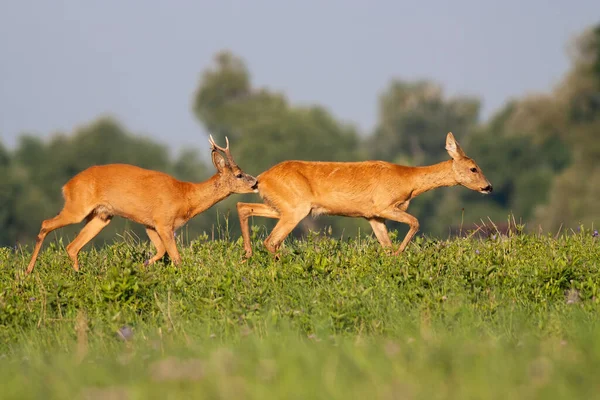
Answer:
[189,174,230,216]
[410,160,458,197]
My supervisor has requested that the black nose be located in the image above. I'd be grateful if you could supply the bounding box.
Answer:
[482,185,493,193]
[251,181,259,190]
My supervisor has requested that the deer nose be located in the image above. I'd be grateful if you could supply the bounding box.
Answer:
[481,185,493,193]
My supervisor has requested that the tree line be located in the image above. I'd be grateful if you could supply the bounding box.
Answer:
[1,23,598,248]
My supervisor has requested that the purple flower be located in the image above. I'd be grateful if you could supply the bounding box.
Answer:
[475,249,480,255]
[593,230,599,238]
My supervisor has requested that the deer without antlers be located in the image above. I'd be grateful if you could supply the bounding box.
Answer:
[237,132,492,258]
[25,136,257,274]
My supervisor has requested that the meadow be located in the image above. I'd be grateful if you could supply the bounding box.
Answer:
[1,223,599,399]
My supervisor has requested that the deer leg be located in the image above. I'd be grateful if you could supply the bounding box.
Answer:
[155,226,182,266]
[264,208,310,257]
[26,208,90,274]
[368,218,393,248]
[65,215,112,272]
[144,227,166,265]
[237,202,280,258]
[378,208,420,255]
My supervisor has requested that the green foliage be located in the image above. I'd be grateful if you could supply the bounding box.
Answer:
[1,231,600,398]
[2,230,599,337]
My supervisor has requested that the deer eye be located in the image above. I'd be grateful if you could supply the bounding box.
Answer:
[235,173,243,178]
[470,167,478,173]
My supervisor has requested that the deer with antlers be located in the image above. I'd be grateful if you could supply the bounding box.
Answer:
[25,136,257,274]
[237,132,492,258]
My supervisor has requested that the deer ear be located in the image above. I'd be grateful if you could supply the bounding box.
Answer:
[211,151,228,172]
[445,132,466,160]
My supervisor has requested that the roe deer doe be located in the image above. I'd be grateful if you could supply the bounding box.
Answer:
[237,132,492,258]
[25,136,257,274]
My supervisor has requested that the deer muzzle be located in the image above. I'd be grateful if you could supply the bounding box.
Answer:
[480,184,493,194]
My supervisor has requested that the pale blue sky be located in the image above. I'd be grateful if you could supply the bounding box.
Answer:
[1,0,599,155]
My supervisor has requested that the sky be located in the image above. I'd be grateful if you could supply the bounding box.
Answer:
[1,0,599,156]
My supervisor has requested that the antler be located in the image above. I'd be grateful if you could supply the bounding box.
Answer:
[208,135,237,166]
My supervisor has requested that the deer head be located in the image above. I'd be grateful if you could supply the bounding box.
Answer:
[445,132,493,194]
[209,135,258,193]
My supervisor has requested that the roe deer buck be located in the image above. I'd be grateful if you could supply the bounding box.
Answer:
[237,132,492,258]
[25,136,257,274]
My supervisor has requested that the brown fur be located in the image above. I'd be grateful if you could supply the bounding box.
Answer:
[237,132,492,258]
[25,137,257,274]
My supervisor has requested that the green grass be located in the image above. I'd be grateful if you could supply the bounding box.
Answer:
[1,226,599,399]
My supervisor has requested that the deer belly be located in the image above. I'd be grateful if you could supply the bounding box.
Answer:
[107,200,157,226]
[310,201,371,218]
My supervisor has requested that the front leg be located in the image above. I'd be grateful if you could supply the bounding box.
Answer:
[155,225,182,266]
[378,207,420,255]
[145,227,166,265]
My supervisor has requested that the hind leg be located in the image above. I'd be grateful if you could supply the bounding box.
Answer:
[26,208,90,274]
[263,207,311,257]
[65,215,112,271]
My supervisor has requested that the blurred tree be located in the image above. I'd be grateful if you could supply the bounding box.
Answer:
[534,24,600,231]
[454,100,571,233]
[368,80,480,166]
[193,51,365,237]
[0,141,16,244]
[535,141,600,231]
[194,51,361,172]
